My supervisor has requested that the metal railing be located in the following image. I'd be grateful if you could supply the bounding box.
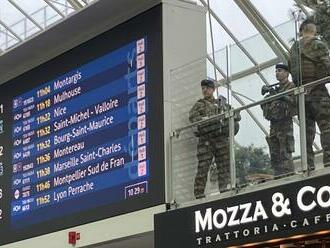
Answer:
[168,49,330,207]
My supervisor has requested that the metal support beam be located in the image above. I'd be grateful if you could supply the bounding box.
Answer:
[218,58,281,84]
[229,111,236,190]
[234,0,289,61]
[200,0,260,68]
[297,87,309,173]
[207,52,275,139]
[67,0,85,10]
[0,29,19,42]
[206,54,226,78]
[206,0,217,80]
[207,53,270,137]
[294,0,311,17]
[232,93,269,136]
[0,20,22,42]
[8,0,44,31]
[48,0,76,9]
[44,0,66,17]
[201,0,275,89]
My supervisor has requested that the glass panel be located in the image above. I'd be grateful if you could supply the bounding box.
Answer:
[0,0,24,26]
[0,0,39,39]
[250,0,297,27]
[11,0,47,17]
[206,14,211,55]
[213,47,227,76]
[234,105,272,187]
[239,30,277,63]
[209,15,235,52]
[170,58,207,204]
[13,0,61,28]
[229,44,256,74]
[0,0,83,52]
[274,19,296,47]
[39,5,62,27]
[206,58,224,82]
[232,98,269,149]
[260,66,278,83]
[209,0,259,41]
[170,56,234,204]
[207,1,276,65]
[48,0,75,16]
[234,95,302,189]
[0,26,19,50]
[209,15,259,74]
[231,73,266,104]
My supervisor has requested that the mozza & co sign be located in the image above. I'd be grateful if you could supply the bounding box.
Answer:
[155,174,330,248]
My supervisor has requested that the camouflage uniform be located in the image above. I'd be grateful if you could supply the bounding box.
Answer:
[189,96,240,198]
[289,36,330,168]
[261,80,296,176]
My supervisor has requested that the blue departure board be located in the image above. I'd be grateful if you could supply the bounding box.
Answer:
[0,5,164,245]
[10,37,150,229]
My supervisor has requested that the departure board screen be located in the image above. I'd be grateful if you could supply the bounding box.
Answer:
[0,5,164,245]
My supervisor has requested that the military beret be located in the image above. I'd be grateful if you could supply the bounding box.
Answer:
[201,79,215,88]
[275,63,289,71]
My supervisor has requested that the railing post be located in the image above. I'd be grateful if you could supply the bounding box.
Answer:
[24,19,27,39]
[296,86,308,174]
[228,110,236,192]
[44,6,47,28]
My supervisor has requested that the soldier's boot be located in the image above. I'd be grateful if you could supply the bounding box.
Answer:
[273,161,282,177]
[282,156,294,175]
[320,129,330,167]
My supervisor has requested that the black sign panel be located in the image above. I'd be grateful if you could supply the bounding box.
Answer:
[155,174,330,247]
[0,5,164,245]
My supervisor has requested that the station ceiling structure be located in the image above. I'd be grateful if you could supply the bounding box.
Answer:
[0,0,309,80]
[0,0,96,53]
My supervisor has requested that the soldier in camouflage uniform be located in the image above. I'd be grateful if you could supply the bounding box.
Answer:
[189,79,240,199]
[261,64,296,176]
[289,19,330,169]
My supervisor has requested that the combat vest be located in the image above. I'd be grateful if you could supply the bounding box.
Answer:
[193,98,240,138]
[261,81,296,121]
